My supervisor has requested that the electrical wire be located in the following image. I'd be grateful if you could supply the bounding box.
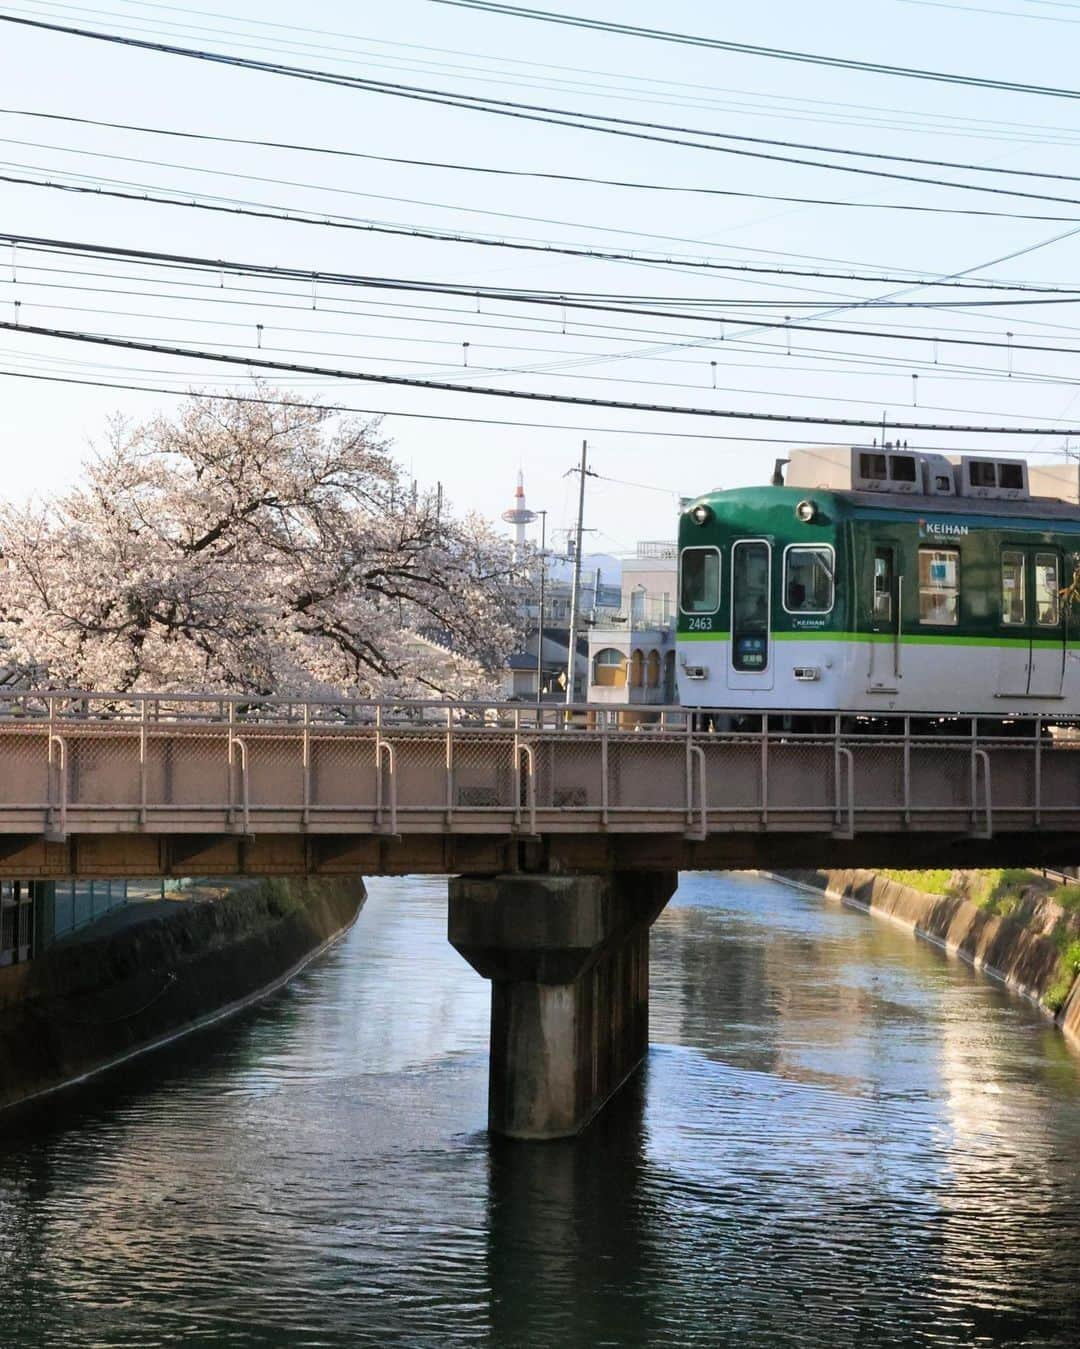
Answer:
[16,240,1080,358]
[38,0,1080,149]
[14,131,1080,230]
[23,165,1080,281]
[426,0,1080,101]
[15,77,1080,189]
[5,318,1080,434]
[2,364,1078,458]
[14,12,1080,211]
[13,232,1080,353]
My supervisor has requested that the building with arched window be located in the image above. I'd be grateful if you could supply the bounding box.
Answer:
[586,541,677,716]
[592,647,628,688]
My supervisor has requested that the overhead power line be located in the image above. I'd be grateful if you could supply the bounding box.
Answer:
[14,363,1073,454]
[15,94,1080,190]
[11,140,1080,232]
[19,260,1080,388]
[4,319,1080,435]
[10,14,1080,209]
[426,0,1080,101]
[18,163,1080,290]
[24,0,1080,147]
[12,124,1080,229]
[12,232,1080,349]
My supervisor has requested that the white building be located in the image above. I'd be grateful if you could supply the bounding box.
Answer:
[586,541,678,714]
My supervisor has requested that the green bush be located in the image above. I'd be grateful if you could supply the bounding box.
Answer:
[878,870,954,895]
[1050,884,1080,915]
[1046,939,1080,1013]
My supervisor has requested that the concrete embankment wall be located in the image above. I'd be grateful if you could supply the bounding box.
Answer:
[1061,979,1080,1043]
[776,869,1079,1041]
[0,877,364,1113]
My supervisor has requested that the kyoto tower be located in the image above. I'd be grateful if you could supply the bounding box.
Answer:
[501,470,537,560]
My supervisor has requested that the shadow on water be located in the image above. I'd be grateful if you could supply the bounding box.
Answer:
[486,1072,661,1349]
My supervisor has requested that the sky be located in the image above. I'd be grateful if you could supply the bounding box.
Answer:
[4,0,1080,557]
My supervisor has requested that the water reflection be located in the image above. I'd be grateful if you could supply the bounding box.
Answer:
[0,873,1078,1346]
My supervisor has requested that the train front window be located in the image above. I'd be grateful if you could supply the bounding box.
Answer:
[1035,553,1060,626]
[918,547,959,626]
[679,547,720,614]
[1001,551,1026,625]
[784,545,834,614]
[731,540,770,671]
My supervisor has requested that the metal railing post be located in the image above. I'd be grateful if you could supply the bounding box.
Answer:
[760,714,769,826]
[226,702,236,828]
[445,706,454,826]
[518,743,537,835]
[834,746,855,839]
[47,733,67,840]
[302,703,311,827]
[903,715,911,826]
[513,708,522,830]
[375,705,383,822]
[684,715,694,831]
[377,740,397,837]
[686,744,707,841]
[600,711,609,828]
[234,736,250,835]
[972,749,993,840]
[1034,715,1042,827]
[138,699,148,828]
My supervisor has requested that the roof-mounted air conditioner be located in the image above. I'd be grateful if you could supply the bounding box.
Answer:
[851,447,922,494]
[958,457,1029,500]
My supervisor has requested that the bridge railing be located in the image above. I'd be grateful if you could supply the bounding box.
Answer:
[0,693,1075,839]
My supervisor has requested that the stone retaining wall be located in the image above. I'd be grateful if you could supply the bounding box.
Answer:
[0,877,364,1114]
[777,869,1079,1042]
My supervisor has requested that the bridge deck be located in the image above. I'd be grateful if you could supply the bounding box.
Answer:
[0,694,1074,875]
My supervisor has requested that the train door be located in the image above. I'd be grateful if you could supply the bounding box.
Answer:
[997,547,1065,697]
[867,542,901,693]
[727,539,774,691]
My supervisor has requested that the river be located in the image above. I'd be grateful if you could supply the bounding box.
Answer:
[1,871,1078,1348]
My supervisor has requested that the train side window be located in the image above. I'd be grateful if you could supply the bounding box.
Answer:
[873,549,893,622]
[679,547,720,615]
[918,547,959,625]
[783,544,834,614]
[1001,551,1026,625]
[1035,553,1060,626]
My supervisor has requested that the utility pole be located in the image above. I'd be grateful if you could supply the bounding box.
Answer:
[535,509,547,705]
[564,440,593,706]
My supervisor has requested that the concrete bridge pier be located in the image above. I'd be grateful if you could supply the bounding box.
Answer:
[448,870,677,1140]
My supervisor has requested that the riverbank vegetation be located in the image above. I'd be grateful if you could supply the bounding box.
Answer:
[880,869,1080,1012]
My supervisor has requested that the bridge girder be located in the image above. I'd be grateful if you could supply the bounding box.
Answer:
[0,830,1074,879]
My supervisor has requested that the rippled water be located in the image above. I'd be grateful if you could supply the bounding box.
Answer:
[1,872,1079,1347]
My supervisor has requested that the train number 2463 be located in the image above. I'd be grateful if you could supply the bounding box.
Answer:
[686,617,714,631]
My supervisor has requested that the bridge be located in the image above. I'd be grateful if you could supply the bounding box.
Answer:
[4,691,1078,1140]
[0,692,1073,878]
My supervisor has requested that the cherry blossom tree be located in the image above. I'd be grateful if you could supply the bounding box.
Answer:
[0,390,518,698]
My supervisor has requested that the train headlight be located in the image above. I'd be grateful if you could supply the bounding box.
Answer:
[690,503,713,526]
[795,499,818,523]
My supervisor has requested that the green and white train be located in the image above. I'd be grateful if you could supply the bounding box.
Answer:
[675,447,1080,719]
